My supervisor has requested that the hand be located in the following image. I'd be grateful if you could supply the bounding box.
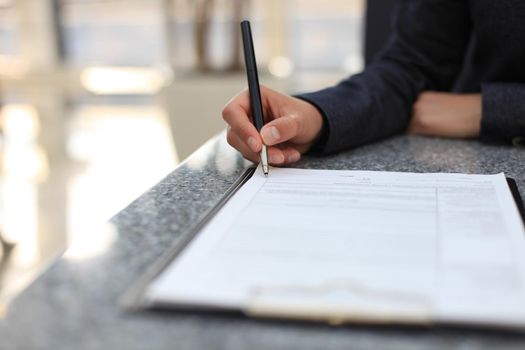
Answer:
[222,85,324,165]
[407,92,482,138]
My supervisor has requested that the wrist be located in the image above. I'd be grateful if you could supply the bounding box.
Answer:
[465,94,482,136]
[295,97,327,152]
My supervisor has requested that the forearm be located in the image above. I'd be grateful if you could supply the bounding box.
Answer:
[297,0,472,154]
[298,63,424,153]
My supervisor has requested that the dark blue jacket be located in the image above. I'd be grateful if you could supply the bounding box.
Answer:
[298,0,525,153]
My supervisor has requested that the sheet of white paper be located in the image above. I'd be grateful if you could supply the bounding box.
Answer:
[146,166,525,327]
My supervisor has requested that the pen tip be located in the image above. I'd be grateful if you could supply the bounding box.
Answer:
[262,163,269,177]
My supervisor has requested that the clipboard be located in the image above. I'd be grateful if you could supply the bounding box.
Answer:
[120,166,257,311]
[121,167,525,326]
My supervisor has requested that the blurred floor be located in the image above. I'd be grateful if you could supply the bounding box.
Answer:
[0,0,364,316]
[0,68,350,314]
[0,90,178,311]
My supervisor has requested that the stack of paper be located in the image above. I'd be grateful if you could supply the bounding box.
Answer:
[143,166,525,328]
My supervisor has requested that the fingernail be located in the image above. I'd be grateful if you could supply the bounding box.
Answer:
[262,126,280,144]
[269,153,284,164]
[247,137,258,152]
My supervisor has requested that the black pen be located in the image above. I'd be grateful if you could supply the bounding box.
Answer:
[240,20,269,176]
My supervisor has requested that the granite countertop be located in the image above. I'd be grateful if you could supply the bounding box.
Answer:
[1,134,525,350]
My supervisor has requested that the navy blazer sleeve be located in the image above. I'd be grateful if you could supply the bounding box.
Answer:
[481,83,525,145]
[297,0,472,154]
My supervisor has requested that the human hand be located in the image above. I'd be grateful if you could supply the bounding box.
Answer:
[222,85,324,165]
[407,92,482,138]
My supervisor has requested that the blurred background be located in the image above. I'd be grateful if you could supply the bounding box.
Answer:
[0,0,386,313]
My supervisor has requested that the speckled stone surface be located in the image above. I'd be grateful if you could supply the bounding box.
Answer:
[1,134,525,350]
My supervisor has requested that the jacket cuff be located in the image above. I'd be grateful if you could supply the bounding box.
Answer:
[295,86,359,155]
[294,94,330,154]
[481,83,525,146]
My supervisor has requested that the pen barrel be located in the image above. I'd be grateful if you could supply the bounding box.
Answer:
[260,145,269,174]
[241,21,265,131]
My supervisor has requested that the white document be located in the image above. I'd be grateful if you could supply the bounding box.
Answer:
[145,166,525,327]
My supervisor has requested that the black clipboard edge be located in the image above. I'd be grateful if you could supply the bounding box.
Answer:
[507,177,525,224]
[119,165,257,311]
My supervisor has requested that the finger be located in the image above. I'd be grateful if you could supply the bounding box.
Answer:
[265,145,300,165]
[222,94,262,153]
[227,128,298,166]
[226,127,260,163]
[260,114,302,146]
[277,145,301,164]
[229,85,275,123]
[266,146,285,165]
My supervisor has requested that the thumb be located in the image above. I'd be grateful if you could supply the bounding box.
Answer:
[260,114,302,146]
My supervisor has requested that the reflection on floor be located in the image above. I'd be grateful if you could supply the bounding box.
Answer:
[0,102,177,312]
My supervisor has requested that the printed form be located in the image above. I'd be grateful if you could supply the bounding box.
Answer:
[146,166,525,327]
